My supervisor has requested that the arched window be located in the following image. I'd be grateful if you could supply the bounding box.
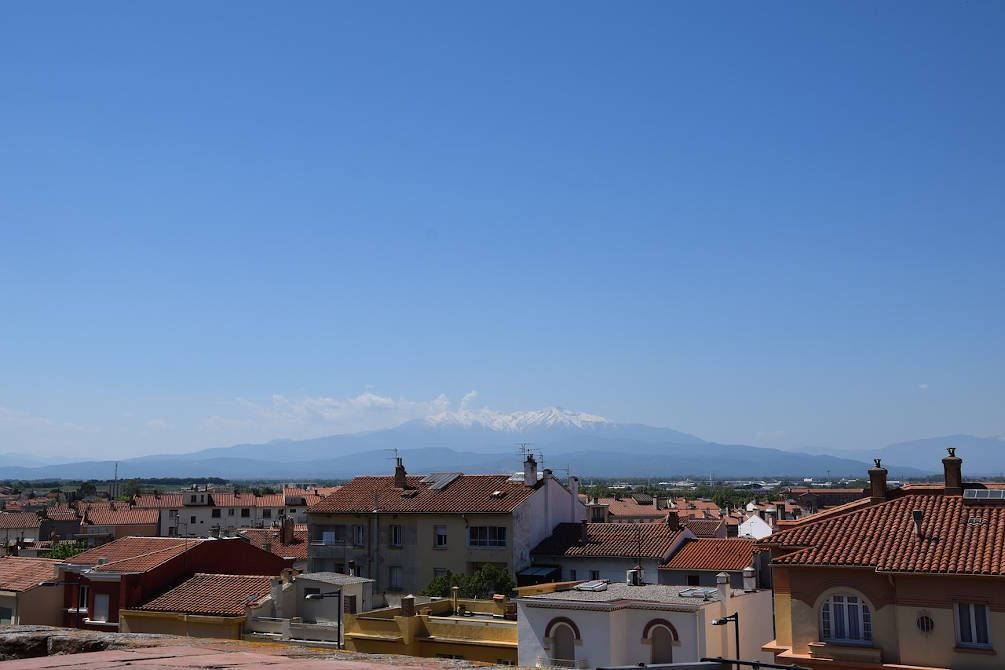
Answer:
[552,623,576,664]
[650,625,673,664]
[820,594,872,643]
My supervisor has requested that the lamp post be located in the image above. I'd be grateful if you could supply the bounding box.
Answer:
[711,612,740,670]
[305,588,343,649]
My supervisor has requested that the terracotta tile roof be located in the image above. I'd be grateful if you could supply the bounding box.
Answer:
[0,512,41,530]
[660,538,758,572]
[132,493,184,509]
[138,573,272,616]
[310,474,538,514]
[210,493,285,508]
[314,486,342,496]
[237,527,308,560]
[82,508,160,526]
[68,536,204,572]
[681,518,725,537]
[595,497,665,519]
[532,522,682,559]
[763,488,1005,575]
[43,506,80,522]
[0,556,59,591]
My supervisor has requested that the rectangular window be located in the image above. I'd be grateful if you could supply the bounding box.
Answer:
[353,525,365,546]
[241,508,250,518]
[190,495,197,503]
[434,568,448,578]
[468,526,507,547]
[687,575,700,586]
[77,585,90,611]
[569,569,576,581]
[390,566,402,589]
[211,508,221,518]
[956,602,992,647]
[0,607,12,624]
[590,570,600,580]
[169,509,178,518]
[190,516,196,524]
[263,509,272,519]
[92,594,109,623]
[435,525,448,548]
[390,524,402,547]
[322,530,336,545]
[228,508,235,516]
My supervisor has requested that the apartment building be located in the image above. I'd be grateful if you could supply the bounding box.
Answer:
[133,490,287,537]
[307,455,585,597]
[761,449,1005,670]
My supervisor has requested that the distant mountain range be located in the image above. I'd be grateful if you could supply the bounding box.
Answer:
[0,407,999,481]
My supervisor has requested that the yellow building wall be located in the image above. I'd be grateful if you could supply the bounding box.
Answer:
[119,610,244,639]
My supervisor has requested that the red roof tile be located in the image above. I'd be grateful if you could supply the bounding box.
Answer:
[310,474,538,514]
[763,488,1005,575]
[660,538,758,572]
[138,573,272,616]
[532,522,682,559]
[0,512,41,530]
[68,536,204,572]
[0,556,59,591]
[132,494,184,509]
[237,527,308,560]
[681,518,726,537]
[590,497,665,520]
[83,508,160,526]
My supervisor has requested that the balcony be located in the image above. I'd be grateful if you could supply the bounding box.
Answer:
[536,658,588,669]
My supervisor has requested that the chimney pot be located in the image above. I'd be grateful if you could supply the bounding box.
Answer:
[869,459,888,502]
[942,447,963,496]
[523,454,538,487]
[394,457,408,489]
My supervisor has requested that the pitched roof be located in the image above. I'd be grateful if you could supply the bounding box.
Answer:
[132,493,184,509]
[661,538,757,572]
[532,522,682,559]
[68,536,204,572]
[83,508,160,526]
[682,518,725,537]
[0,512,41,530]
[587,497,665,519]
[310,474,539,514]
[237,527,308,560]
[138,573,272,616]
[0,556,59,591]
[763,488,1005,575]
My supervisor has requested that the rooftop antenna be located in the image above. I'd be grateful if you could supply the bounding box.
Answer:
[516,442,534,457]
[384,447,400,461]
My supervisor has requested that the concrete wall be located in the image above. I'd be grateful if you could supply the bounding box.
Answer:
[15,586,63,625]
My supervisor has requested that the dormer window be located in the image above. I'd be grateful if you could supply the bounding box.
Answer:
[821,594,872,644]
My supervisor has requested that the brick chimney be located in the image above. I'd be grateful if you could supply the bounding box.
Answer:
[281,517,294,545]
[665,510,680,532]
[394,457,407,489]
[580,519,589,543]
[401,595,415,617]
[869,458,888,503]
[943,447,963,495]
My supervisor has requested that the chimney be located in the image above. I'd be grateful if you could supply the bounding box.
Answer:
[394,457,407,489]
[716,571,730,604]
[943,447,963,496]
[543,468,553,480]
[281,518,294,545]
[523,454,538,487]
[776,502,786,521]
[912,509,924,538]
[580,519,589,543]
[743,566,756,592]
[869,459,888,502]
[665,510,679,532]
[401,595,415,617]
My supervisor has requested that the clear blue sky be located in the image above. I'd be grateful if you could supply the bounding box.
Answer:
[2,1,1003,460]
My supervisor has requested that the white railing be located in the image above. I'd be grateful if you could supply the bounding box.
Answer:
[537,657,589,669]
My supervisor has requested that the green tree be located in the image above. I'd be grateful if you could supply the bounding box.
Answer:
[43,541,87,560]
[121,479,142,499]
[77,481,97,498]
[419,564,515,599]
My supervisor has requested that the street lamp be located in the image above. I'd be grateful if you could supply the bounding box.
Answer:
[711,612,739,670]
[304,588,343,649]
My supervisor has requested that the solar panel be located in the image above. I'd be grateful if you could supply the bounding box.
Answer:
[574,580,608,591]
[421,473,462,490]
[963,489,1005,500]
[680,587,719,598]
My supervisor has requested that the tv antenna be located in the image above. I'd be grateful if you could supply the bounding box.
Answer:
[385,447,401,462]
[516,443,534,457]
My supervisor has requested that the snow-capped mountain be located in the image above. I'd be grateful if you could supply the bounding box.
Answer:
[422,406,610,431]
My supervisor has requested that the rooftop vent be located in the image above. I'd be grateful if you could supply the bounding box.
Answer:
[96,557,107,565]
[490,490,506,498]
[574,580,608,592]
[401,490,419,498]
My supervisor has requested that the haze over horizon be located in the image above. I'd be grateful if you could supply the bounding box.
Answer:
[2,2,1004,461]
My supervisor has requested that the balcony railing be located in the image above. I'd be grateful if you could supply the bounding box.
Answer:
[537,657,588,669]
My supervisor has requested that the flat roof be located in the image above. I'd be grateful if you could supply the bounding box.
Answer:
[518,582,721,606]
